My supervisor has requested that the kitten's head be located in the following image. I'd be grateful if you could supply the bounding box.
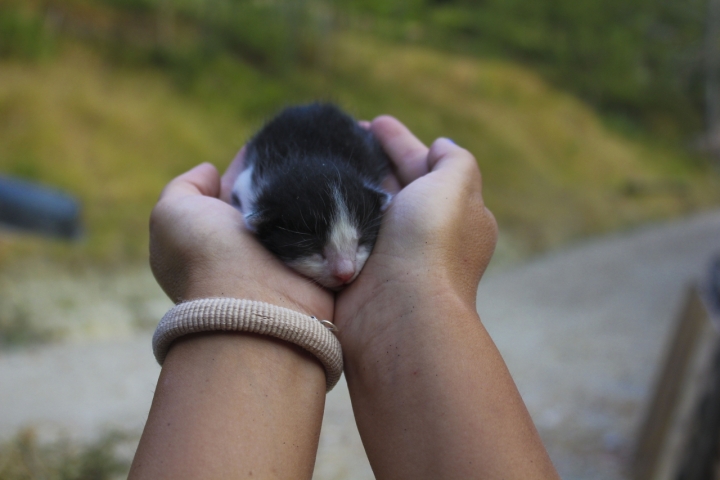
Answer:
[239,172,390,289]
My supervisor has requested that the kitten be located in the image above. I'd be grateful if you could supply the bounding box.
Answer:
[232,103,392,289]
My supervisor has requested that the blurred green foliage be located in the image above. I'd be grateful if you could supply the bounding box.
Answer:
[347,0,709,136]
[0,0,718,265]
[0,429,130,480]
[2,0,330,71]
[0,6,55,59]
[0,0,709,136]
[0,305,57,348]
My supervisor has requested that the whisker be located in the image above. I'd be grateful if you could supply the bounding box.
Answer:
[280,239,316,248]
[277,226,312,236]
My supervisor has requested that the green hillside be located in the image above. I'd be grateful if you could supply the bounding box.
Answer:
[343,0,709,137]
[0,1,718,265]
[338,37,720,244]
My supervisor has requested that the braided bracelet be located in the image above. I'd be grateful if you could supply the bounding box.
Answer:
[152,298,343,392]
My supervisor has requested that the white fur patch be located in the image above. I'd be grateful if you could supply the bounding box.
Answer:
[287,187,372,289]
[326,187,359,259]
[364,181,393,212]
[380,192,393,212]
[288,254,327,282]
[263,185,376,289]
[232,165,261,231]
[355,244,371,274]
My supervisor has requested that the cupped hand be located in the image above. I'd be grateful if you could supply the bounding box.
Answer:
[149,149,333,321]
[336,116,498,337]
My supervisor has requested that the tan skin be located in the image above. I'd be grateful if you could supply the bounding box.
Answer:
[130,148,332,480]
[129,117,560,479]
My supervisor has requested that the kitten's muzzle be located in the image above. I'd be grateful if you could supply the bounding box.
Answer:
[332,259,356,284]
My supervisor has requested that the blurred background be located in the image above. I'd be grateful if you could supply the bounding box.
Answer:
[0,0,719,479]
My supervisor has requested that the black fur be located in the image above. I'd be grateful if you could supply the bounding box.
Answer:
[237,103,390,263]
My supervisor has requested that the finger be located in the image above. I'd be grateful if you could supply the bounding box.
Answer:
[427,138,478,174]
[159,163,221,201]
[220,147,246,204]
[381,173,402,195]
[371,116,429,187]
[427,138,483,194]
[358,120,371,130]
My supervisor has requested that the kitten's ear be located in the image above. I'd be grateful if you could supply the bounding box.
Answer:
[380,192,393,212]
[243,211,263,232]
[365,182,393,212]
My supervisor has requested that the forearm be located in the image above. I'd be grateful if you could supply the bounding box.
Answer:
[342,284,559,479]
[129,332,326,480]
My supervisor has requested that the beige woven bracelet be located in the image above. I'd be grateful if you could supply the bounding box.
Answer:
[152,298,343,392]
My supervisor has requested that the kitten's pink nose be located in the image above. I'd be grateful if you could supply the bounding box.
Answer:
[333,260,356,284]
[334,271,355,283]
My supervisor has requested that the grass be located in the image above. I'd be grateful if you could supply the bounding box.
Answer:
[0,260,171,349]
[0,32,718,266]
[327,37,720,249]
[0,304,58,348]
[0,429,130,480]
[0,45,256,263]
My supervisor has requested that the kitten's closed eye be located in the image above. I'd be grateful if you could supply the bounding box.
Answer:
[290,243,372,290]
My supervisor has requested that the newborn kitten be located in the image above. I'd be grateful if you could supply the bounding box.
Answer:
[231,103,392,289]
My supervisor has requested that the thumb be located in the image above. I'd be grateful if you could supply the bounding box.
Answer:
[159,163,221,201]
[426,138,486,201]
[427,138,477,173]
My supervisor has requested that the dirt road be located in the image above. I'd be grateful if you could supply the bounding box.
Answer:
[1,210,719,479]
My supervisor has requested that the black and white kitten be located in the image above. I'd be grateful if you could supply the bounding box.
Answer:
[231,103,392,289]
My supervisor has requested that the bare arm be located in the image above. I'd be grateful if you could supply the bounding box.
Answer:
[129,156,333,480]
[336,117,560,479]
[130,333,326,479]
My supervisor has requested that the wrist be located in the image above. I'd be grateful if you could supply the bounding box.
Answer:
[153,298,343,391]
[132,332,325,480]
[338,280,483,403]
[337,271,477,353]
[164,331,326,388]
[181,273,333,321]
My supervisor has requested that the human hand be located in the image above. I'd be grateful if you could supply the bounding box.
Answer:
[138,150,330,480]
[149,149,333,321]
[334,119,558,480]
[336,116,498,342]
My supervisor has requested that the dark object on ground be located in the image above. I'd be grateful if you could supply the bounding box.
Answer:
[706,257,720,319]
[674,345,720,480]
[0,176,81,239]
[633,279,720,480]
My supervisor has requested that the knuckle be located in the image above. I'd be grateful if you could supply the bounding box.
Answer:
[149,199,174,231]
[457,149,479,173]
[373,114,396,125]
[481,207,499,237]
[149,206,161,231]
[402,146,427,162]
[458,160,482,192]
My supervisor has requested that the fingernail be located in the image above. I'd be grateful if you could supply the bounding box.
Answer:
[443,137,456,145]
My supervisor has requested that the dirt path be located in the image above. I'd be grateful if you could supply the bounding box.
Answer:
[479,209,720,479]
[1,210,719,479]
